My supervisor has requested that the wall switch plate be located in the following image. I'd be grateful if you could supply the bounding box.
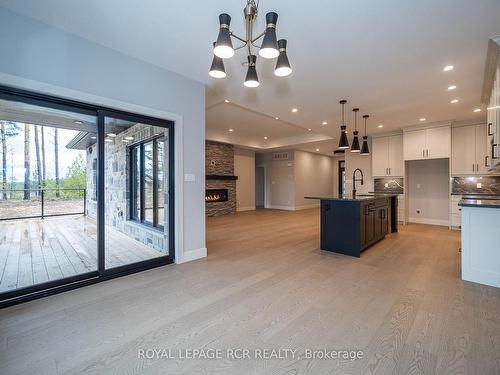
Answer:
[184,173,195,182]
[477,183,482,188]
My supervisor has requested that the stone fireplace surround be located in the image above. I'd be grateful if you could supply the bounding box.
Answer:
[205,141,237,216]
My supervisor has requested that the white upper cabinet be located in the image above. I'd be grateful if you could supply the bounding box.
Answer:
[403,125,451,161]
[452,124,488,175]
[452,125,476,175]
[372,134,403,177]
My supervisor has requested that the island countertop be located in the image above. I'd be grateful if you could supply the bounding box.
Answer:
[305,193,399,202]
[458,198,500,209]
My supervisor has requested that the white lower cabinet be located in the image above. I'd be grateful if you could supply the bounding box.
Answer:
[397,195,405,224]
[450,195,462,229]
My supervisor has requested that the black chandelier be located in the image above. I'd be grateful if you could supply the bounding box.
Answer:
[209,0,292,87]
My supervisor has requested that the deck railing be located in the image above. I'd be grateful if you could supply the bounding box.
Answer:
[0,188,86,221]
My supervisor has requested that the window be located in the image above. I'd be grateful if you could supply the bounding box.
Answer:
[130,136,165,229]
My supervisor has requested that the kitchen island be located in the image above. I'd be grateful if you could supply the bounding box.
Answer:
[305,194,398,257]
[459,197,500,288]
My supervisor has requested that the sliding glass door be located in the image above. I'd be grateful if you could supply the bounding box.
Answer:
[0,86,174,306]
[100,111,174,274]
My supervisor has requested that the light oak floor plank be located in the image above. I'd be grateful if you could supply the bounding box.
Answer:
[1,208,499,375]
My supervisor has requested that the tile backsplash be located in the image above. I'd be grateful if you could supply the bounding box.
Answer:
[452,176,500,195]
[374,178,404,194]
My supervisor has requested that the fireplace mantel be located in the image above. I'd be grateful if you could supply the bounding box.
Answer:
[206,175,238,181]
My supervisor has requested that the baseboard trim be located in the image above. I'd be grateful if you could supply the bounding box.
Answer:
[408,217,450,226]
[237,206,256,212]
[294,203,320,210]
[267,205,295,211]
[177,247,207,264]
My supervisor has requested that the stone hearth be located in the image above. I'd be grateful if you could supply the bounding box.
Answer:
[206,141,237,216]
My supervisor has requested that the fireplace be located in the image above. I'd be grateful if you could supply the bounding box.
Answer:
[205,189,228,203]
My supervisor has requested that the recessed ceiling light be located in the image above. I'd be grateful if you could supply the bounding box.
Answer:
[90,136,97,140]
[322,121,328,125]
[316,148,320,152]
[291,108,298,113]
[473,108,481,112]
[447,85,456,90]
[264,136,268,140]
[122,139,129,143]
[224,99,230,103]
[419,118,426,122]
[443,65,454,72]
[125,136,134,140]
[104,138,113,143]
[377,124,383,128]
[275,117,279,120]
[107,133,116,137]
[73,120,83,125]
[307,128,312,131]
[451,99,459,104]
[228,128,234,132]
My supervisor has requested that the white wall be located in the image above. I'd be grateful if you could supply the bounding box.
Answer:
[0,8,206,263]
[407,159,450,226]
[234,148,255,211]
[294,150,334,208]
[344,139,374,195]
[256,152,295,210]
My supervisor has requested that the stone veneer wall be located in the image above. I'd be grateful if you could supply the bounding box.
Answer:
[206,141,236,216]
[85,123,171,254]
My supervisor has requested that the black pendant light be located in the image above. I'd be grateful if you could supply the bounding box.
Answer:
[209,42,226,78]
[338,100,349,149]
[214,13,235,59]
[274,39,292,77]
[244,55,259,87]
[259,12,279,59]
[360,115,370,155]
[351,108,360,152]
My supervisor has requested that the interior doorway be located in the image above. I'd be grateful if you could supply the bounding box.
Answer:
[338,160,346,196]
[255,166,265,208]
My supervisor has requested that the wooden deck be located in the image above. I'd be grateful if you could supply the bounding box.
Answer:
[0,216,164,292]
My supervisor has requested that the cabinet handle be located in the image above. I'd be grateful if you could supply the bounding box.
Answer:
[422,149,425,158]
[426,149,429,157]
[485,155,489,167]
[389,167,391,175]
[488,122,493,136]
[472,163,475,172]
[493,144,499,160]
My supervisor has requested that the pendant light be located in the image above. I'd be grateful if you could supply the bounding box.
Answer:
[259,12,279,59]
[338,100,349,149]
[244,55,259,87]
[351,108,360,152]
[214,13,235,59]
[274,39,292,77]
[209,42,226,78]
[360,115,370,155]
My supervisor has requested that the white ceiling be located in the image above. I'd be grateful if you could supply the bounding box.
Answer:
[2,0,500,154]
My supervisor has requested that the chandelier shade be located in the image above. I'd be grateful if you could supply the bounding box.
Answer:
[274,39,292,77]
[214,13,234,59]
[259,12,279,59]
[209,42,226,78]
[244,55,259,87]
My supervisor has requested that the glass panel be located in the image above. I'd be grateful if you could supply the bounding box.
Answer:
[0,98,97,294]
[131,145,141,220]
[157,138,165,228]
[103,117,169,270]
[144,141,154,225]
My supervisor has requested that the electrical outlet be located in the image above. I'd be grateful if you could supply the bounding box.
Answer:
[385,183,389,188]
[477,183,482,188]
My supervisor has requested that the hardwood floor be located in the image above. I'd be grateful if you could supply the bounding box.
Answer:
[1,208,500,374]
[0,216,164,292]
